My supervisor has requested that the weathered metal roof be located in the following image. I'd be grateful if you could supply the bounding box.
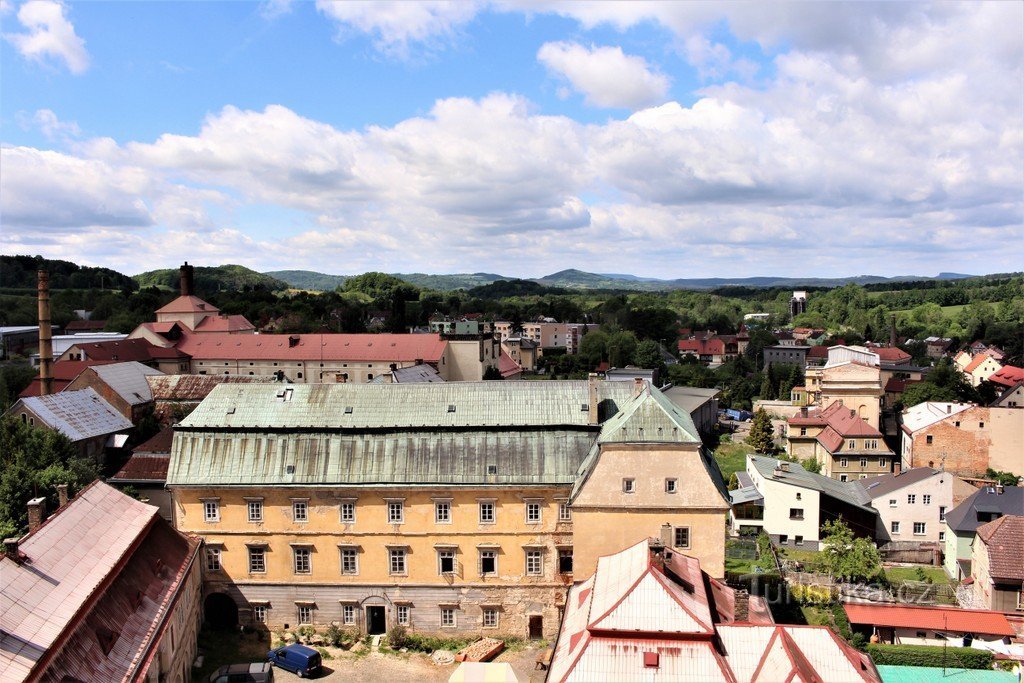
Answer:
[730,485,764,505]
[10,388,132,442]
[598,385,701,444]
[748,456,875,512]
[177,380,633,431]
[88,361,164,406]
[146,373,279,401]
[168,429,596,486]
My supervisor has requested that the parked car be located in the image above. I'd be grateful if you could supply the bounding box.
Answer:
[209,662,274,683]
[267,643,322,678]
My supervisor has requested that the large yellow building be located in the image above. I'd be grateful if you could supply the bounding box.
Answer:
[167,379,729,638]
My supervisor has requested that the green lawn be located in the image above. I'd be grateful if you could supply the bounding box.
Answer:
[892,304,968,317]
[714,438,751,478]
[725,557,756,574]
[884,565,953,585]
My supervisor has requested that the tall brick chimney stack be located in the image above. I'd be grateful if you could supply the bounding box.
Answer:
[180,262,195,297]
[56,484,69,508]
[27,497,46,532]
[37,270,53,396]
[588,373,600,424]
[734,590,751,622]
[4,538,22,563]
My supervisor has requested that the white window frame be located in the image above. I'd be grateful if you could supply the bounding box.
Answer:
[859,458,867,468]
[396,605,410,626]
[293,547,311,574]
[479,549,497,576]
[913,522,926,536]
[387,500,405,524]
[297,605,313,625]
[479,501,496,524]
[389,548,407,575]
[292,500,309,523]
[923,494,931,505]
[340,501,356,524]
[247,500,263,523]
[341,547,359,575]
[891,521,901,534]
[939,506,946,522]
[206,546,221,571]
[525,501,542,524]
[483,608,499,629]
[622,478,635,493]
[248,546,266,573]
[435,500,452,524]
[665,478,678,493]
[908,494,916,504]
[840,458,848,468]
[526,549,543,576]
[438,549,456,575]
[343,604,356,625]
[558,502,572,522]
[440,607,456,628]
[253,604,268,623]
[889,498,898,508]
[879,457,887,468]
[203,499,220,523]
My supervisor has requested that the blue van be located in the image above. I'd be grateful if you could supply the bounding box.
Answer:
[267,644,322,678]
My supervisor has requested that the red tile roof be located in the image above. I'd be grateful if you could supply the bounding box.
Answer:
[844,604,1015,637]
[63,320,107,332]
[964,353,997,374]
[176,331,447,363]
[154,295,219,315]
[788,401,883,453]
[989,365,1024,387]
[976,515,1024,582]
[73,338,190,362]
[884,378,921,393]
[678,337,726,355]
[18,360,115,397]
[498,351,522,379]
[133,426,175,454]
[870,346,911,363]
[110,454,170,482]
[193,314,256,333]
[807,346,829,359]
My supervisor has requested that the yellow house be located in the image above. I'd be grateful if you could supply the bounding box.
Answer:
[167,380,729,638]
[820,361,883,430]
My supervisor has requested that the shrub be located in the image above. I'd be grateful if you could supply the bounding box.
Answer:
[387,625,410,650]
[399,632,475,653]
[323,624,359,647]
[866,644,993,670]
[789,583,836,605]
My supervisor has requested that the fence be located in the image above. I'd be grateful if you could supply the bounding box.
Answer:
[878,542,942,566]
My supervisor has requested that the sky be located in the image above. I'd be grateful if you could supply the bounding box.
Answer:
[1,1,1022,279]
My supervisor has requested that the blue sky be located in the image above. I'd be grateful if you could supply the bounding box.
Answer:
[2,1,1022,278]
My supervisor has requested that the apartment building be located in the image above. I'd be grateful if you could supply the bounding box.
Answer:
[167,380,729,638]
[901,402,1024,477]
[856,468,974,543]
[786,401,894,481]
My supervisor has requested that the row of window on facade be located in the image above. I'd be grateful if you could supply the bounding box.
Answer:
[205,544,575,577]
[889,521,939,537]
[201,498,573,525]
[252,603,497,629]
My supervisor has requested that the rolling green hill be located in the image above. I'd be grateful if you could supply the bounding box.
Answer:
[0,255,136,290]
[265,270,349,291]
[134,265,289,294]
[267,270,512,292]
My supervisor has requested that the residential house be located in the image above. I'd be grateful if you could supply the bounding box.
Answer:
[971,515,1024,612]
[901,402,1024,477]
[942,484,1024,579]
[963,353,1004,387]
[110,426,174,520]
[519,320,595,354]
[500,336,538,371]
[763,345,809,369]
[774,330,798,346]
[923,337,955,359]
[5,388,132,459]
[677,332,741,366]
[64,361,164,422]
[786,401,894,481]
[844,604,1015,647]
[989,365,1024,390]
[548,536,879,683]
[792,327,825,342]
[0,481,202,683]
[856,468,975,543]
[167,380,729,637]
[661,385,721,441]
[992,381,1024,408]
[730,455,878,549]
[806,345,830,367]
[605,366,659,386]
[497,351,522,380]
[864,344,912,366]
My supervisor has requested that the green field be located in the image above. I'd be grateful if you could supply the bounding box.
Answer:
[883,565,953,585]
[714,438,751,478]
[892,304,968,317]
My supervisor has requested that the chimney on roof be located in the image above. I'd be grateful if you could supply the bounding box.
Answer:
[27,497,46,532]
[56,484,68,508]
[660,523,673,549]
[4,538,22,563]
[946,405,951,414]
[288,335,300,348]
[37,270,53,396]
[633,377,645,397]
[996,484,1004,494]
[734,589,751,622]
[588,373,600,425]
[179,262,194,297]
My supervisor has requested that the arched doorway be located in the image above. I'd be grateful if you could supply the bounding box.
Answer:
[204,593,238,630]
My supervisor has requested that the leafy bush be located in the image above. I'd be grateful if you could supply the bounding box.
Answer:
[399,632,475,653]
[789,583,836,605]
[866,644,993,670]
[323,624,359,648]
[386,625,410,650]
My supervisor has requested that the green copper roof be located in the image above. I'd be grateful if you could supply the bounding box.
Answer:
[598,385,701,444]
[178,380,633,431]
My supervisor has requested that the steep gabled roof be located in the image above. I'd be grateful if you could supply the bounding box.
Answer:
[598,384,701,444]
[976,515,1024,581]
[749,456,875,510]
[989,365,1024,387]
[155,294,219,315]
[87,361,164,406]
[856,468,942,499]
[944,487,1024,533]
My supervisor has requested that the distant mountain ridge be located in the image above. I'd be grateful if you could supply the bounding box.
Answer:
[134,265,289,293]
[267,267,979,292]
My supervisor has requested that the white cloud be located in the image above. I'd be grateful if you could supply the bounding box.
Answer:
[259,0,293,20]
[31,108,81,141]
[537,42,670,109]
[4,0,89,74]
[315,0,479,57]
